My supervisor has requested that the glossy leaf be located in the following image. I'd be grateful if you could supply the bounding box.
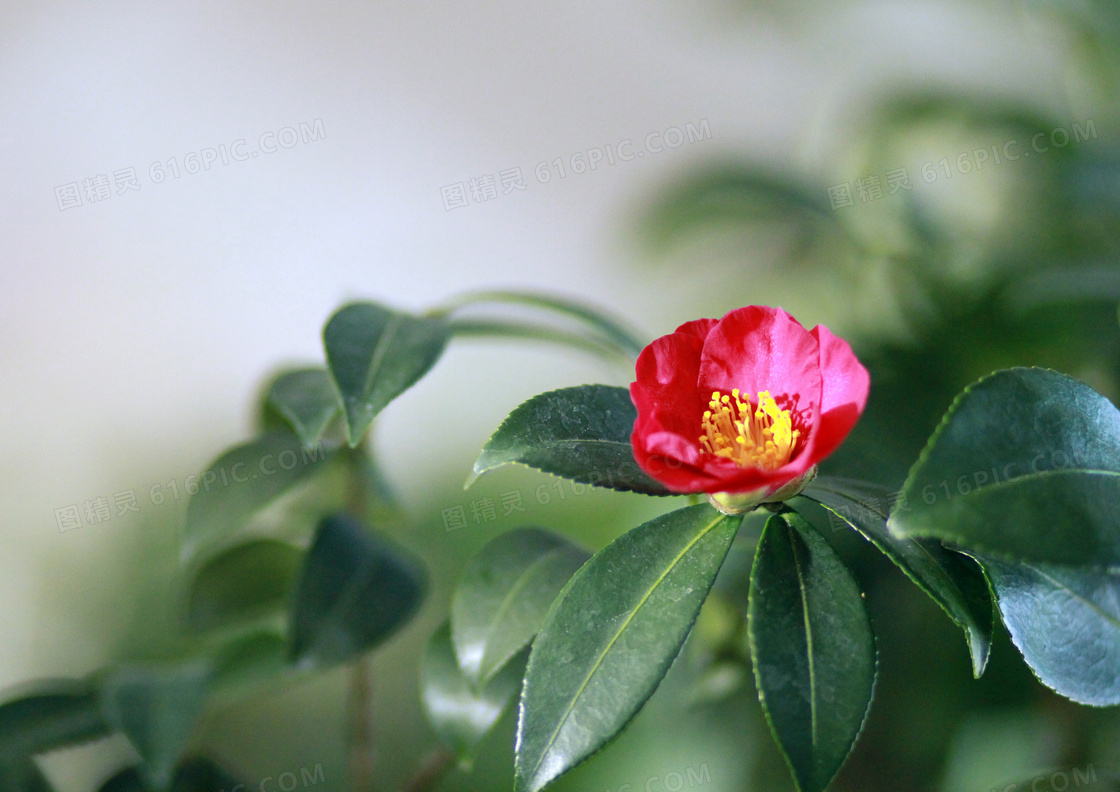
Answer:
[795,480,993,677]
[0,680,110,758]
[451,528,589,688]
[97,661,213,791]
[183,431,335,562]
[515,504,741,792]
[470,385,673,496]
[748,511,876,792]
[323,302,450,446]
[290,513,427,668]
[184,540,302,633]
[983,557,1120,706]
[266,368,341,445]
[889,368,1120,565]
[421,621,526,767]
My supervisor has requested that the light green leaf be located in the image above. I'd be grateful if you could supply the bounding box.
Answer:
[210,631,289,699]
[451,528,589,689]
[889,367,1120,565]
[983,557,1120,706]
[748,511,876,792]
[0,680,110,758]
[471,386,673,496]
[182,431,335,562]
[97,661,213,792]
[515,504,741,792]
[421,621,526,768]
[794,480,993,677]
[436,290,646,358]
[289,513,427,668]
[323,302,450,446]
[266,368,341,445]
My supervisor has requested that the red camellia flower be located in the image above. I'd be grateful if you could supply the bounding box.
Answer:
[630,306,869,512]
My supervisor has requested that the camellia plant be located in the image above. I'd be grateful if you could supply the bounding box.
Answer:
[4,292,1120,792]
[450,303,1120,792]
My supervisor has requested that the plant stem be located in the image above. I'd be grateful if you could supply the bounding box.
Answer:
[347,437,377,792]
[348,656,377,792]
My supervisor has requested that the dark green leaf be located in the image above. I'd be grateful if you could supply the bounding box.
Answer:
[184,540,302,633]
[515,504,741,792]
[0,680,110,758]
[97,661,213,791]
[290,513,427,668]
[451,528,589,688]
[266,368,341,445]
[748,511,876,792]
[323,302,450,446]
[97,767,147,792]
[0,757,55,792]
[171,755,249,792]
[890,367,1120,565]
[421,621,526,767]
[795,480,993,677]
[470,386,673,496]
[98,757,248,792]
[983,557,1120,705]
[183,431,335,562]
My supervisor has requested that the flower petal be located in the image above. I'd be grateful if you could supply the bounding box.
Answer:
[809,324,870,461]
[697,306,821,409]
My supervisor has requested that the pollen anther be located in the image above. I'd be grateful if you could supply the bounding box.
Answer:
[699,390,800,470]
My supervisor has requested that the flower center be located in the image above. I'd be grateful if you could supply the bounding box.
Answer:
[699,389,800,470]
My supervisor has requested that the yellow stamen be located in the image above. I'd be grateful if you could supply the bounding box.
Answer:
[699,389,800,470]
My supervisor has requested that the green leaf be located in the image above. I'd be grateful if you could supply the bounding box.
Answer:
[266,368,341,445]
[97,661,213,791]
[210,631,290,699]
[0,757,55,792]
[98,756,247,792]
[182,431,335,562]
[436,290,646,358]
[794,480,994,677]
[97,767,148,792]
[748,511,876,792]
[323,302,450,446]
[446,319,632,361]
[0,680,110,758]
[421,621,526,768]
[451,528,589,689]
[184,540,302,633]
[471,385,673,496]
[889,368,1120,565]
[171,755,249,792]
[290,513,427,668]
[515,504,741,792]
[983,557,1120,706]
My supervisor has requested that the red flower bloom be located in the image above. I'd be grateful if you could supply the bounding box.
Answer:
[630,306,869,507]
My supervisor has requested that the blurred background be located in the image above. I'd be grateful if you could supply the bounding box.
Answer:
[4,1,1120,790]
